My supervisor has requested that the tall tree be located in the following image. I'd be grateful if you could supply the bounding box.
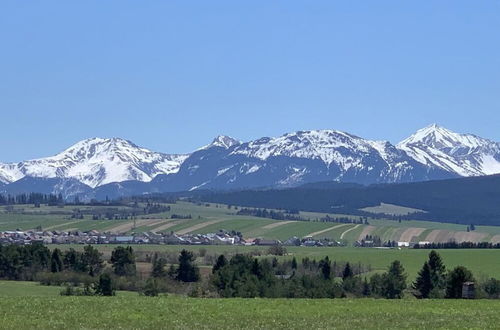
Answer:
[319,256,331,280]
[176,250,199,282]
[83,245,103,276]
[413,262,432,298]
[110,246,136,276]
[428,250,446,290]
[382,260,407,299]
[342,262,353,280]
[50,248,63,273]
[212,255,228,274]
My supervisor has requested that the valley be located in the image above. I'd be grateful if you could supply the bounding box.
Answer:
[2,201,500,246]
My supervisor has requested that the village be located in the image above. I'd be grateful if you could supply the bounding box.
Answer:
[0,229,345,247]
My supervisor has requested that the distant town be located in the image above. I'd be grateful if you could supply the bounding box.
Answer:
[0,229,345,247]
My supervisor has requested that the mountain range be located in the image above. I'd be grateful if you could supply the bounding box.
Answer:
[1,124,499,199]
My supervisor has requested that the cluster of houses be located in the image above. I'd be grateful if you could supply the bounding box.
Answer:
[0,230,243,246]
[280,236,345,247]
[354,238,431,248]
[0,230,345,248]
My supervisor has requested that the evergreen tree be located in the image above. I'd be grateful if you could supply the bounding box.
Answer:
[212,255,228,274]
[428,250,446,290]
[319,257,331,280]
[382,260,407,299]
[342,262,353,280]
[291,257,298,270]
[413,261,432,298]
[50,248,63,273]
[176,250,200,282]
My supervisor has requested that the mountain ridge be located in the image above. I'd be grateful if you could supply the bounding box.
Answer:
[1,125,499,199]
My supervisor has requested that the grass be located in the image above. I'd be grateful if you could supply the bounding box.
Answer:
[0,296,499,329]
[361,202,425,215]
[0,280,136,298]
[0,281,63,297]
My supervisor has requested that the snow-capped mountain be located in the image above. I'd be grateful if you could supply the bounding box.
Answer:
[228,130,431,183]
[0,138,188,188]
[1,125,500,199]
[397,124,500,176]
[145,129,454,194]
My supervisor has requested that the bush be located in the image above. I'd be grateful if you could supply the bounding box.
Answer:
[59,284,94,296]
[267,245,287,256]
[143,278,160,297]
[95,273,115,296]
[37,271,94,287]
[446,266,474,298]
[482,278,500,299]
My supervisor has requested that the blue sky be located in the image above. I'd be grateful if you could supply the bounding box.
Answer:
[1,1,499,162]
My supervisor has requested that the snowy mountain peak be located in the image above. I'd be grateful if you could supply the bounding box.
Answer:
[231,129,401,168]
[203,135,241,150]
[398,125,500,176]
[398,124,464,149]
[54,137,140,159]
[0,138,189,188]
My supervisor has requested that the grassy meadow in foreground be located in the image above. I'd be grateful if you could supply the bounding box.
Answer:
[0,296,499,329]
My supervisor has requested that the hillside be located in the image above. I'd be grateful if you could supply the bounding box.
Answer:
[197,175,500,226]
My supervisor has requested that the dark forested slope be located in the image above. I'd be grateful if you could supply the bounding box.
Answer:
[197,175,500,226]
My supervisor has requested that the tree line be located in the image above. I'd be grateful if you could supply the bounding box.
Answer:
[2,244,499,299]
[414,242,500,249]
[0,193,64,206]
[236,208,305,221]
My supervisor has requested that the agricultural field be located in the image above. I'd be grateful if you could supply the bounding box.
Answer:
[0,291,499,329]
[3,201,500,245]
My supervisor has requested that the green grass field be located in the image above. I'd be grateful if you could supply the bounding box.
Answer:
[3,202,500,244]
[0,295,499,329]
[0,280,137,298]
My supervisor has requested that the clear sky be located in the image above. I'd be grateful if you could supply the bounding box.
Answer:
[1,1,499,162]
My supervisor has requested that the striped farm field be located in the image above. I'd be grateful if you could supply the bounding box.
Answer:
[3,202,500,245]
